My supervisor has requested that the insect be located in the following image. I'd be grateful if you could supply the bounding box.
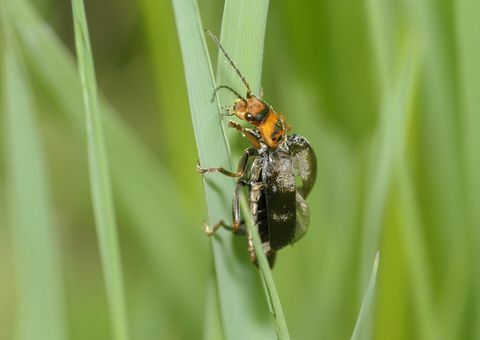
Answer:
[198,30,317,267]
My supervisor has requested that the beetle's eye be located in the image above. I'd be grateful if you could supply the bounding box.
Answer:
[245,113,254,121]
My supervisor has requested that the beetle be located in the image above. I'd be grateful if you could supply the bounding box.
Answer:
[197,30,317,267]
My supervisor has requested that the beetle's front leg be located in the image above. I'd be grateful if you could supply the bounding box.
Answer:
[196,164,241,177]
[196,148,256,178]
[227,120,261,149]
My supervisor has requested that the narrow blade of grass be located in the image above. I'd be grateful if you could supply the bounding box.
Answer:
[70,1,129,339]
[2,16,67,340]
[240,197,291,340]
[350,252,380,340]
[217,1,290,339]
[215,0,269,105]
[454,1,480,336]
[172,0,279,339]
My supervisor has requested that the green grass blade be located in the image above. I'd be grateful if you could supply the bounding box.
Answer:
[10,2,207,335]
[240,197,291,340]
[2,18,67,340]
[203,277,224,340]
[172,0,278,339]
[454,2,480,336]
[350,252,380,340]
[215,0,269,105]
[217,1,290,338]
[70,1,129,339]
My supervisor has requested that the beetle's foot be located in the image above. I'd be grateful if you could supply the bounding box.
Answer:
[203,220,225,236]
[220,105,232,116]
[203,221,215,235]
[196,162,241,177]
[196,161,209,174]
[227,120,242,130]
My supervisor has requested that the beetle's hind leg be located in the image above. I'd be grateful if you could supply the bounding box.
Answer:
[203,179,247,236]
[203,220,246,236]
[203,220,245,235]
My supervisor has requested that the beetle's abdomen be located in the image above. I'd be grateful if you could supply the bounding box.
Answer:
[263,148,296,250]
[254,188,270,244]
[249,182,277,267]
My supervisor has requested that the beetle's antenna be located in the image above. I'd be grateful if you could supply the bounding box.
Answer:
[211,85,246,102]
[204,29,252,97]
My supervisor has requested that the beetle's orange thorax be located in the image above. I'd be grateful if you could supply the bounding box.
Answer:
[258,111,285,148]
[232,95,286,148]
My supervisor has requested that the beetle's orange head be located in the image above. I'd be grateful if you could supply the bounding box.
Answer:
[232,95,270,127]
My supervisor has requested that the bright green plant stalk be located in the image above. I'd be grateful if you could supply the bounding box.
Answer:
[172,0,288,338]
[2,15,67,340]
[70,1,129,340]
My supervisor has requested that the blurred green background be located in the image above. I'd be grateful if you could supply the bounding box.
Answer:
[1,0,479,339]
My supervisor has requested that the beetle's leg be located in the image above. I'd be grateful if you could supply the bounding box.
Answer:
[227,120,261,149]
[196,164,241,177]
[202,179,247,236]
[196,148,256,178]
[231,179,247,232]
[203,220,228,235]
[202,220,246,235]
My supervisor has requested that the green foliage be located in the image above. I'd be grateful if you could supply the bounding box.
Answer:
[1,0,479,339]
[2,13,67,340]
[71,0,129,339]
